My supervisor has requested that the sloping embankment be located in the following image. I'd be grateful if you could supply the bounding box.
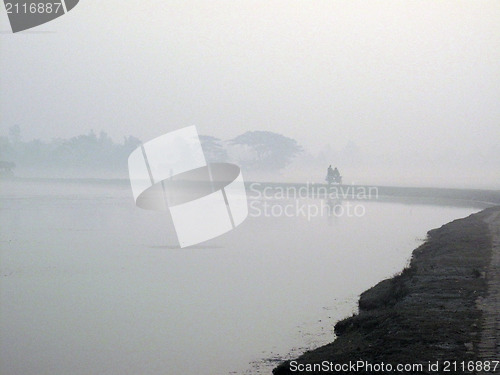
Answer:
[274,206,500,374]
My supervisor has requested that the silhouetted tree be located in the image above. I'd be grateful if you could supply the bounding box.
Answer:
[8,125,21,143]
[0,136,14,160]
[199,135,228,162]
[123,135,142,151]
[229,131,302,171]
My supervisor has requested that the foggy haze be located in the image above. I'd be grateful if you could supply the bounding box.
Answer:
[2,3,500,374]
[1,1,499,188]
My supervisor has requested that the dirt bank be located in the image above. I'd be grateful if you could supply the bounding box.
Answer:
[274,206,500,374]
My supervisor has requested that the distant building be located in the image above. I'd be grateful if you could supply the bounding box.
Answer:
[0,161,15,178]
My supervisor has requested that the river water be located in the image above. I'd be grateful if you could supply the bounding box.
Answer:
[0,179,482,374]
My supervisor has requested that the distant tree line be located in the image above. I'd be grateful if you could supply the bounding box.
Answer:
[0,125,142,176]
[0,126,303,177]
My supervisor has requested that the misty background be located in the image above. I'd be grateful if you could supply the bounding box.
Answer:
[1,3,499,375]
[1,1,499,188]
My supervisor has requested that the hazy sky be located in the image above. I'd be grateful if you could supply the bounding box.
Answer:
[1,1,499,185]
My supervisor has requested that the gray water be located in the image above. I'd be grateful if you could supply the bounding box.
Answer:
[0,180,481,375]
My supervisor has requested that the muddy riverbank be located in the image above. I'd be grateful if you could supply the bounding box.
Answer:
[274,206,500,374]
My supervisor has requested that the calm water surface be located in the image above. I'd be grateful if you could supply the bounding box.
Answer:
[0,180,482,374]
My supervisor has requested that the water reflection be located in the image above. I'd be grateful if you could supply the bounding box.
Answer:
[324,198,342,224]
